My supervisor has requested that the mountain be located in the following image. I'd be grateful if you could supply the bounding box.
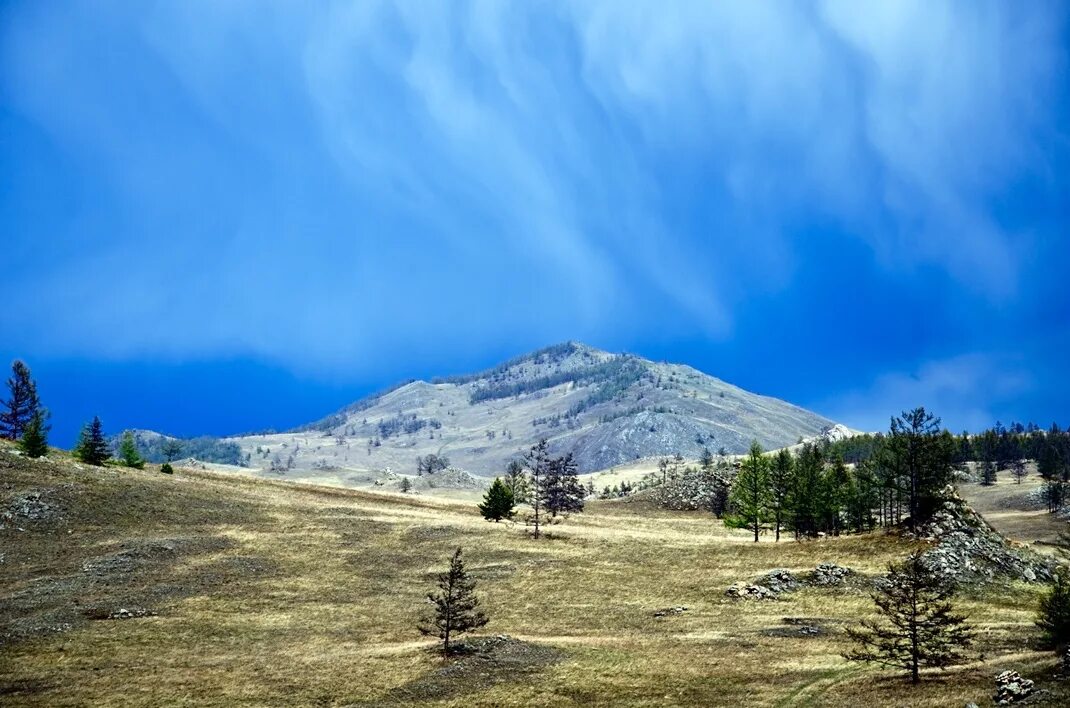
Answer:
[226,342,837,476]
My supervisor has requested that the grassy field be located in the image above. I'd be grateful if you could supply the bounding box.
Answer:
[1,444,1065,707]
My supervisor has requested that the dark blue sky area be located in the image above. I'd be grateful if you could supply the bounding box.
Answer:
[2,2,1068,446]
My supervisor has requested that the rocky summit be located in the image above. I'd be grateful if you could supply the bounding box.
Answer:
[229,342,838,477]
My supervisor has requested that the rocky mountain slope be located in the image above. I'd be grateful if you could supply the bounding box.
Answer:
[228,342,837,477]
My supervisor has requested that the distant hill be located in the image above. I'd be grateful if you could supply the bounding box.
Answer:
[229,342,838,476]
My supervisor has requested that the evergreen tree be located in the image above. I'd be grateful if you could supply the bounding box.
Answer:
[478,478,515,521]
[844,551,973,684]
[822,454,851,536]
[400,477,412,493]
[504,459,531,504]
[1036,567,1070,652]
[541,452,585,517]
[1,360,41,441]
[19,408,50,458]
[978,459,997,486]
[1011,458,1028,485]
[847,459,879,533]
[160,462,174,474]
[162,438,184,462]
[74,417,110,466]
[886,408,954,526]
[790,443,825,538]
[418,548,488,655]
[118,431,145,469]
[768,448,794,542]
[730,441,770,542]
[525,439,552,539]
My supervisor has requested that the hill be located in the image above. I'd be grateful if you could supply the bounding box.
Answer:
[227,342,837,480]
[3,443,1065,706]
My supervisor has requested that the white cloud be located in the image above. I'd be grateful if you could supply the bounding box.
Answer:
[820,354,1035,432]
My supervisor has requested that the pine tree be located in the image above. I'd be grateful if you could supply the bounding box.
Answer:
[162,438,184,462]
[118,431,145,469]
[1,360,41,441]
[418,548,488,655]
[541,452,584,518]
[19,408,50,458]
[844,551,973,684]
[822,454,851,536]
[525,439,552,539]
[74,417,110,466]
[979,459,997,486]
[790,443,825,538]
[504,459,531,504]
[400,477,412,493]
[1011,459,1028,485]
[730,441,770,542]
[479,478,515,521]
[768,448,794,542]
[1037,566,1070,652]
[886,408,954,526]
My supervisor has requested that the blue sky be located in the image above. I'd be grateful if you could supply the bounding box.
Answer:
[2,1,1068,446]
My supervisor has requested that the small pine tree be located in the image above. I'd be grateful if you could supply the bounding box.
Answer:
[844,551,973,684]
[118,431,145,469]
[1011,459,1028,485]
[160,462,174,474]
[19,408,50,458]
[418,548,488,655]
[162,438,184,462]
[979,460,997,486]
[1037,566,1070,652]
[504,459,531,504]
[74,417,110,466]
[400,477,412,493]
[478,478,515,521]
[1,360,41,441]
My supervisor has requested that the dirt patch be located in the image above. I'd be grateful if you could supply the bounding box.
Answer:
[363,635,564,705]
[0,536,236,645]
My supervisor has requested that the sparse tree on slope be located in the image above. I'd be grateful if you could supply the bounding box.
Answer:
[504,459,531,503]
[525,439,552,539]
[1,360,41,441]
[19,408,50,458]
[1037,566,1070,653]
[162,438,184,462]
[118,431,145,469]
[74,417,110,466]
[844,551,973,684]
[730,441,770,542]
[1011,458,1028,485]
[768,448,794,542]
[541,452,584,518]
[479,478,515,521]
[418,548,488,655]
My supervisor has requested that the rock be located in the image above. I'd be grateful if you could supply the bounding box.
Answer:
[993,670,1035,704]
[912,490,1054,586]
[759,569,800,594]
[809,562,853,586]
[652,606,689,618]
[725,582,776,600]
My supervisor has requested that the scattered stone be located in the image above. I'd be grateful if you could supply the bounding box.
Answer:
[1,489,61,526]
[809,562,853,586]
[913,488,1054,586]
[993,670,1035,704]
[725,582,776,600]
[652,606,688,618]
[759,569,800,594]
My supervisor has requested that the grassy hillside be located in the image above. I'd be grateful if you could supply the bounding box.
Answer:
[2,444,1065,707]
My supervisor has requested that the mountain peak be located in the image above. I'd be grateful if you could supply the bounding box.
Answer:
[261,343,835,475]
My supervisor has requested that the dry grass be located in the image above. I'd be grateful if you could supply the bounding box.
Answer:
[1,444,1065,707]
[959,472,1070,551]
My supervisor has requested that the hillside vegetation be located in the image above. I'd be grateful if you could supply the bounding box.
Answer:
[2,444,1066,707]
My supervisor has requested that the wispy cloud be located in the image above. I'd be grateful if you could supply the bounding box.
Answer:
[0,0,1066,390]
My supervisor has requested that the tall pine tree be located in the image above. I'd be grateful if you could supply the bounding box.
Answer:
[768,448,794,542]
[730,441,770,542]
[541,452,585,518]
[1,360,41,441]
